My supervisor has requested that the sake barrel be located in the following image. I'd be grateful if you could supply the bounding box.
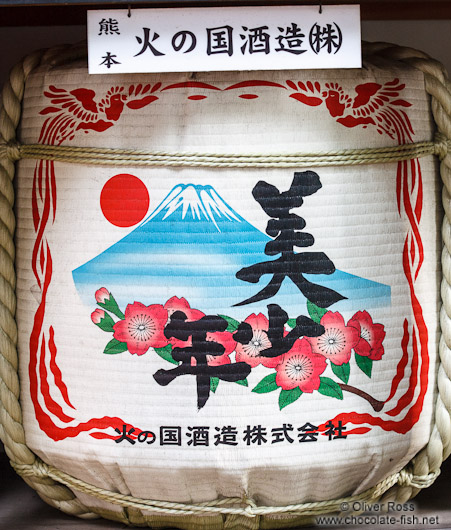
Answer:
[1,41,450,528]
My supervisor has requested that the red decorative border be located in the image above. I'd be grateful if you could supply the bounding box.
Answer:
[29,78,427,440]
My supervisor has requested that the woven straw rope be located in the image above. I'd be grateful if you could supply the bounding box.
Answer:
[0,41,449,527]
[1,135,450,168]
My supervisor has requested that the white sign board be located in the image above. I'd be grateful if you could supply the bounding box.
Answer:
[87,5,361,74]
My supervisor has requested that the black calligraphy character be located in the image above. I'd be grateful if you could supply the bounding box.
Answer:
[271,424,295,443]
[309,23,343,54]
[324,420,347,440]
[187,426,210,446]
[214,426,239,446]
[206,26,233,56]
[172,31,197,53]
[275,23,306,55]
[98,18,120,35]
[99,52,121,69]
[243,425,267,445]
[240,26,270,54]
[134,28,165,57]
[160,426,182,446]
[233,321,254,345]
[297,422,319,443]
[114,424,136,444]
[256,304,324,360]
[153,312,251,409]
[234,171,346,308]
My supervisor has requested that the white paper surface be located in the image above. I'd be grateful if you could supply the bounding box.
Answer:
[87,5,361,74]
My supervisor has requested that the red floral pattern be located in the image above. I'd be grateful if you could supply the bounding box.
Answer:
[95,287,110,304]
[307,311,359,366]
[206,330,235,366]
[275,338,327,392]
[113,302,168,355]
[91,288,392,413]
[348,310,386,360]
[91,308,105,324]
[164,296,205,321]
[235,313,278,368]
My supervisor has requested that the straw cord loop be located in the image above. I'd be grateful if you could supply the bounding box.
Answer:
[0,141,20,162]
[397,469,440,489]
[434,132,450,160]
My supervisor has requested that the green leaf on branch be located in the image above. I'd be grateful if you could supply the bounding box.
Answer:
[307,300,327,324]
[210,377,219,393]
[234,378,248,387]
[252,373,278,394]
[279,387,302,410]
[103,338,128,354]
[318,377,343,400]
[355,353,373,377]
[154,344,178,365]
[331,362,350,384]
[218,314,241,332]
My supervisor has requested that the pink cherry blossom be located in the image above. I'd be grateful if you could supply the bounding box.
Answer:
[91,308,105,324]
[113,302,168,355]
[164,296,205,348]
[235,313,277,368]
[307,311,359,366]
[205,330,236,366]
[95,287,110,304]
[164,296,205,321]
[348,310,386,360]
[275,338,327,392]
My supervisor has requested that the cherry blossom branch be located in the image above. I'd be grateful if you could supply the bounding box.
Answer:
[338,384,384,412]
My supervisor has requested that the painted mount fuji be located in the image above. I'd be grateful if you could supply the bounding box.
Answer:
[72,184,390,318]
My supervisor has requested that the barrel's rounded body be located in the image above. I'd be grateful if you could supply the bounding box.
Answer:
[5,43,444,526]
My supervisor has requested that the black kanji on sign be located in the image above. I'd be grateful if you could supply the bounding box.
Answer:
[98,18,120,35]
[234,171,346,308]
[114,424,136,444]
[134,28,165,57]
[240,26,270,54]
[206,26,233,56]
[309,23,343,55]
[324,420,347,440]
[271,424,295,444]
[275,23,306,55]
[160,426,182,446]
[187,426,210,446]
[214,426,239,446]
[298,422,319,443]
[243,425,267,445]
[153,312,251,409]
[257,304,323,360]
[99,52,121,69]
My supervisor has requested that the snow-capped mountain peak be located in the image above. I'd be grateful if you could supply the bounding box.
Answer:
[145,184,241,231]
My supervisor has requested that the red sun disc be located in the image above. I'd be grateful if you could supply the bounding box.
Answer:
[100,174,149,227]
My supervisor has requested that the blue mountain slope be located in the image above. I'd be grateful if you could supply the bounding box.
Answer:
[72,184,390,318]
